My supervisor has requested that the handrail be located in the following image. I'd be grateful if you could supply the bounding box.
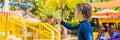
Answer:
[45,23,61,40]
[0,12,61,40]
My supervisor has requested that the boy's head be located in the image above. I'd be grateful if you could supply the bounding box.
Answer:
[75,3,92,20]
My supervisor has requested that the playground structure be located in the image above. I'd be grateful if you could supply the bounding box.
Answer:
[0,11,60,40]
[92,9,120,26]
[0,0,61,40]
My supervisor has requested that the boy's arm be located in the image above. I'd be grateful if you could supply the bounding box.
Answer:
[61,21,79,30]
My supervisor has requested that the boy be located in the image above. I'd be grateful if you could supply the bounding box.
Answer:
[60,3,93,40]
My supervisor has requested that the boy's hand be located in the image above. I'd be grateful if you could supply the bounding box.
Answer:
[54,17,61,22]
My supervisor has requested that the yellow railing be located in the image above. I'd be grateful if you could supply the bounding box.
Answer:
[25,21,54,40]
[45,23,61,40]
[0,11,60,40]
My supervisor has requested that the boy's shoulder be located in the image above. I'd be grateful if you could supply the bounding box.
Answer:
[79,20,92,28]
[80,20,90,24]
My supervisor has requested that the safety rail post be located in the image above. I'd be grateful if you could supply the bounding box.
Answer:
[37,22,54,40]
[45,23,61,40]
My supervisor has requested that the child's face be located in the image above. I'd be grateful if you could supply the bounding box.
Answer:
[74,8,83,21]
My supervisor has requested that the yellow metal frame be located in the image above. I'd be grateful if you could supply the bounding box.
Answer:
[45,23,61,40]
[98,18,120,25]
[0,12,60,40]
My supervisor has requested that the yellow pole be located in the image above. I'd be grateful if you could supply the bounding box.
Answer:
[23,18,27,40]
[4,0,9,39]
[4,12,8,40]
